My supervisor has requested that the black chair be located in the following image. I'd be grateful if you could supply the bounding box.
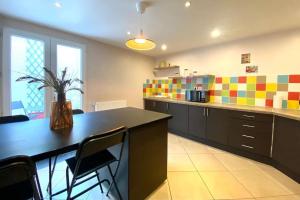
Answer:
[0,156,43,200]
[72,109,84,115]
[0,115,29,124]
[57,126,127,200]
[46,109,85,192]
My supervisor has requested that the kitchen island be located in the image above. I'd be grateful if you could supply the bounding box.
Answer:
[0,107,171,200]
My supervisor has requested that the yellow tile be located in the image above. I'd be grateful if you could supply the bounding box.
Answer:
[146,88,151,93]
[189,154,227,171]
[237,97,247,105]
[287,100,299,109]
[229,83,238,90]
[247,76,257,84]
[210,96,215,103]
[147,181,172,200]
[266,83,277,92]
[177,84,181,89]
[255,91,266,99]
[223,77,230,84]
[157,88,162,93]
[168,154,196,171]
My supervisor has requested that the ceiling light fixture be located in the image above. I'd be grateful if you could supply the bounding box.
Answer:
[185,1,191,8]
[125,1,156,51]
[211,29,221,38]
[161,44,167,51]
[54,1,62,8]
[127,31,131,35]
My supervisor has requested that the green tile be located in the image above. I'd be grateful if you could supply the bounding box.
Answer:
[247,98,255,106]
[222,90,229,97]
[247,84,256,91]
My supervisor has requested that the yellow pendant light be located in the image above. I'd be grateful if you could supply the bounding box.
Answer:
[125,1,156,51]
[126,29,156,51]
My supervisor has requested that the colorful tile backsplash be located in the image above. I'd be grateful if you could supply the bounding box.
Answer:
[143,74,300,110]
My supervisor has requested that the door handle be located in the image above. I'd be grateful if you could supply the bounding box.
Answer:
[242,114,255,118]
[242,134,255,139]
[242,124,255,128]
[241,144,254,149]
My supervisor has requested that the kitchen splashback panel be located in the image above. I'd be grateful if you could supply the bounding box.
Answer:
[143,74,300,110]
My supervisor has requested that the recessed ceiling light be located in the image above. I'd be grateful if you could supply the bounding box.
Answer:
[54,2,62,8]
[211,29,221,38]
[161,44,167,51]
[127,31,131,35]
[185,1,191,8]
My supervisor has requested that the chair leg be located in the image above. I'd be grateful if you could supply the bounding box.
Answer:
[47,156,58,192]
[95,170,104,193]
[66,167,70,192]
[107,165,122,200]
[66,176,76,200]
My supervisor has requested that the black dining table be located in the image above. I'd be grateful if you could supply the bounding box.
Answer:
[0,107,171,200]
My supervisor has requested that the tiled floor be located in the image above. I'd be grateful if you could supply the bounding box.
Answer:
[36,133,300,200]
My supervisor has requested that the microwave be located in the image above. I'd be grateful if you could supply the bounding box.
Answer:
[185,90,210,103]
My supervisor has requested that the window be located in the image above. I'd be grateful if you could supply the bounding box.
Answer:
[2,28,85,118]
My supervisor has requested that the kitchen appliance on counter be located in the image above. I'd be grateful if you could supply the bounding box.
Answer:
[185,90,210,103]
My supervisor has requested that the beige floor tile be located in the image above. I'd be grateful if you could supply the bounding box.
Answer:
[214,153,259,171]
[182,140,210,154]
[254,162,300,194]
[232,170,293,197]
[256,194,300,200]
[168,154,196,171]
[168,172,213,200]
[146,180,172,200]
[189,154,227,171]
[168,142,186,154]
[200,171,253,199]
[206,146,228,154]
[168,133,180,144]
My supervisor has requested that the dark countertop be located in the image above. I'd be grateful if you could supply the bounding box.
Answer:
[0,107,171,161]
[144,97,300,121]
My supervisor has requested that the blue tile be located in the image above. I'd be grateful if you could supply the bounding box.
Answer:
[203,77,209,84]
[238,91,246,97]
[158,80,162,84]
[277,75,288,83]
[177,89,181,93]
[222,97,229,104]
[146,79,150,84]
[230,77,238,83]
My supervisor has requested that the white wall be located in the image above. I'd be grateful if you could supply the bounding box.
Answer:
[0,16,155,114]
[157,28,300,76]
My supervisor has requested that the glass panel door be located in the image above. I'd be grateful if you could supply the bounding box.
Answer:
[56,43,83,109]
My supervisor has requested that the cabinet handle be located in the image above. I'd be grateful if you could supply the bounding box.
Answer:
[241,144,254,149]
[242,124,255,128]
[242,134,255,139]
[166,103,169,111]
[203,108,206,117]
[243,114,255,118]
[206,108,209,117]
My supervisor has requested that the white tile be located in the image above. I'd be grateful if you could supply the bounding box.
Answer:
[238,83,247,91]
[256,195,300,200]
[168,142,186,154]
[266,75,278,83]
[168,172,213,200]
[215,83,222,90]
[181,140,210,154]
[288,83,300,92]
[146,181,172,200]
[214,96,222,103]
[214,153,258,171]
[255,99,266,107]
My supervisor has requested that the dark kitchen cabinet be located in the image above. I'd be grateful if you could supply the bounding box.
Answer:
[273,116,300,182]
[144,99,168,114]
[228,111,273,157]
[206,108,229,145]
[168,103,188,135]
[188,105,206,139]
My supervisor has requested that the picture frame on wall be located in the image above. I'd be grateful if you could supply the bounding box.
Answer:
[241,53,251,64]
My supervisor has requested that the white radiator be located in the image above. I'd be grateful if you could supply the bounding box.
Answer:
[95,100,127,111]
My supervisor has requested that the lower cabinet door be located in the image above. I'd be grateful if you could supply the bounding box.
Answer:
[206,108,229,145]
[273,116,300,178]
[168,103,188,135]
[188,105,206,139]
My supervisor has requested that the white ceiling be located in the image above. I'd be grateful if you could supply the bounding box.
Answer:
[1,0,300,57]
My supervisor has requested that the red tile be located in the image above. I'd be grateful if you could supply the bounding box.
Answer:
[176,94,181,99]
[158,84,161,88]
[288,92,300,100]
[165,89,168,93]
[186,78,192,83]
[172,79,177,84]
[289,75,300,83]
[143,88,146,93]
[230,90,237,97]
[148,84,152,88]
[238,76,247,83]
[216,77,222,83]
[256,83,266,91]
[266,99,273,107]
[210,90,215,96]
